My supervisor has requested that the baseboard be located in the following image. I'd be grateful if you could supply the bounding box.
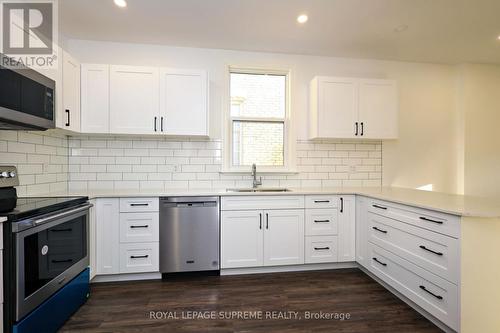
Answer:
[358,265,457,333]
[91,272,161,283]
[221,262,357,276]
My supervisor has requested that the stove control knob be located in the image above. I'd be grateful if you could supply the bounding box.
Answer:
[0,171,8,178]
[9,171,16,178]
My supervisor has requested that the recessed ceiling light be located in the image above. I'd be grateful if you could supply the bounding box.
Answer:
[297,14,308,24]
[114,0,127,8]
[497,35,500,41]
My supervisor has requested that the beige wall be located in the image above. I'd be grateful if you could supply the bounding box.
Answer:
[458,64,500,198]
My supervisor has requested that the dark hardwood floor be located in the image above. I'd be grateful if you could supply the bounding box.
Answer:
[60,268,442,333]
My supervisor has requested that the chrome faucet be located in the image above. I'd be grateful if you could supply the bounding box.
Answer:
[251,163,262,188]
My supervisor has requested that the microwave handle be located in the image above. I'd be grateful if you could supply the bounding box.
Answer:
[65,109,70,127]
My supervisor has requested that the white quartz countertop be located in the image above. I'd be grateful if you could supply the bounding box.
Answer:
[29,186,500,218]
[0,217,7,223]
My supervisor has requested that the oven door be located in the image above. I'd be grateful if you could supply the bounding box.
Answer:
[15,204,90,321]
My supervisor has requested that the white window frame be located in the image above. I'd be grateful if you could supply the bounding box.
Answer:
[222,65,296,173]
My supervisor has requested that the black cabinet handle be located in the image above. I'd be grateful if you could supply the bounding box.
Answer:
[266,213,269,229]
[419,245,443,256]
[355,122,359,136]
[154,117,157,132]
[419,285,443,300]
[130,255,149,259]
[65,109,70,126]
[340,197,344,213]
[372,226,388,234]
[130,203,149,207]
[314,247,330,251]
[372,204,388,210]
[372,257,387,266]
[51,228,73,232]
[360,122,364,136]
[314,220,330,223]
[314,200,330,203]
[259,213,262,230]
[130,225,149,229]
[161,117,164,132]
[419,216,443,224]
[51,259,73,263]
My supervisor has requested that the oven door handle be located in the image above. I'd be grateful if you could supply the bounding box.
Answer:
[34,204,93,226]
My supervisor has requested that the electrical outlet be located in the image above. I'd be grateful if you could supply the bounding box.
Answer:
[349,165,356,173]
[174,165,181,172]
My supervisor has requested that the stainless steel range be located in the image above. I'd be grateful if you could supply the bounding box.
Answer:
[1,166,91,333]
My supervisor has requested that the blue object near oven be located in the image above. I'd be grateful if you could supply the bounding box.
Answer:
[13,268,90,333]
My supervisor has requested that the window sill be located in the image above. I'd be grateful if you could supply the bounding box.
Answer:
[220,169,299,175]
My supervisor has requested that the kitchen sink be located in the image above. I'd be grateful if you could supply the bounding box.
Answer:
[226,188,291,193]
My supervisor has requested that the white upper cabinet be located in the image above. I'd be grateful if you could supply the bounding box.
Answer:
[62,50,81,132]
[159,68,208,136]
[81,64,110,133]
[309,76,398,140]
[358,79,398,139]
[109,65,159,135]
[310,77,358,139]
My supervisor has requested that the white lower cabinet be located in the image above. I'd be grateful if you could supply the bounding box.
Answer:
[358,195,461,331]
[95,198,159,276]
[263,210,304,266]
[368,243,459,331]
[221,210,264,268]
[95,199,120,275]
[221,209,304,268]
[355,196,369,268]
[305,236,338,264]
[338,195,356,262]
[119,242,160,273]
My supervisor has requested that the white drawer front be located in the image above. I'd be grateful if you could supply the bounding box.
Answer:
[305,236,338,264]
[119,197,159,212]
[305,195,338,209]
[119,213,159,243]
[221,196,304,211]
[119,242,159,273]
[368,212,459,283]
[367,198,460,238]
[368,243,458,331]
[305,209,338,236]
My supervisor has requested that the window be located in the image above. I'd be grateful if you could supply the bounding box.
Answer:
[227,69,290,171]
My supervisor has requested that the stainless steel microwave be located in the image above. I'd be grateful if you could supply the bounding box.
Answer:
[0,57,55,130]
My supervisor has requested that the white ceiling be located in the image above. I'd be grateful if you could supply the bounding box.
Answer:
[60,0,500,65]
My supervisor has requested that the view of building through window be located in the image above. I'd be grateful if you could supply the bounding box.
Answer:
[230,72,286,167]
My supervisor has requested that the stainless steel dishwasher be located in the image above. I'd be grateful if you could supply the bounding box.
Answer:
[159,197,220,274]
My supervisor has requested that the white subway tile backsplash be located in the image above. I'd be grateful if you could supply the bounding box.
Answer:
[0,130,68,196]
[2,132,383,194]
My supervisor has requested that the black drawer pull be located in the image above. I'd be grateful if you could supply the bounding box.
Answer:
[372,257,387,266]
[372,204,387,210]
[419,285,443,300]
[130,255,149,259]
[51,228,73,232]
[314,200,330,203]
[314,219,330,223]
[419,216,443,224]
[130,203,149,207]
[51,259,73,263]
[419,245,443,256]
[259,213,262,230]
[130,225,149,229]
[372,226,388,234]
[314,247,330,251]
